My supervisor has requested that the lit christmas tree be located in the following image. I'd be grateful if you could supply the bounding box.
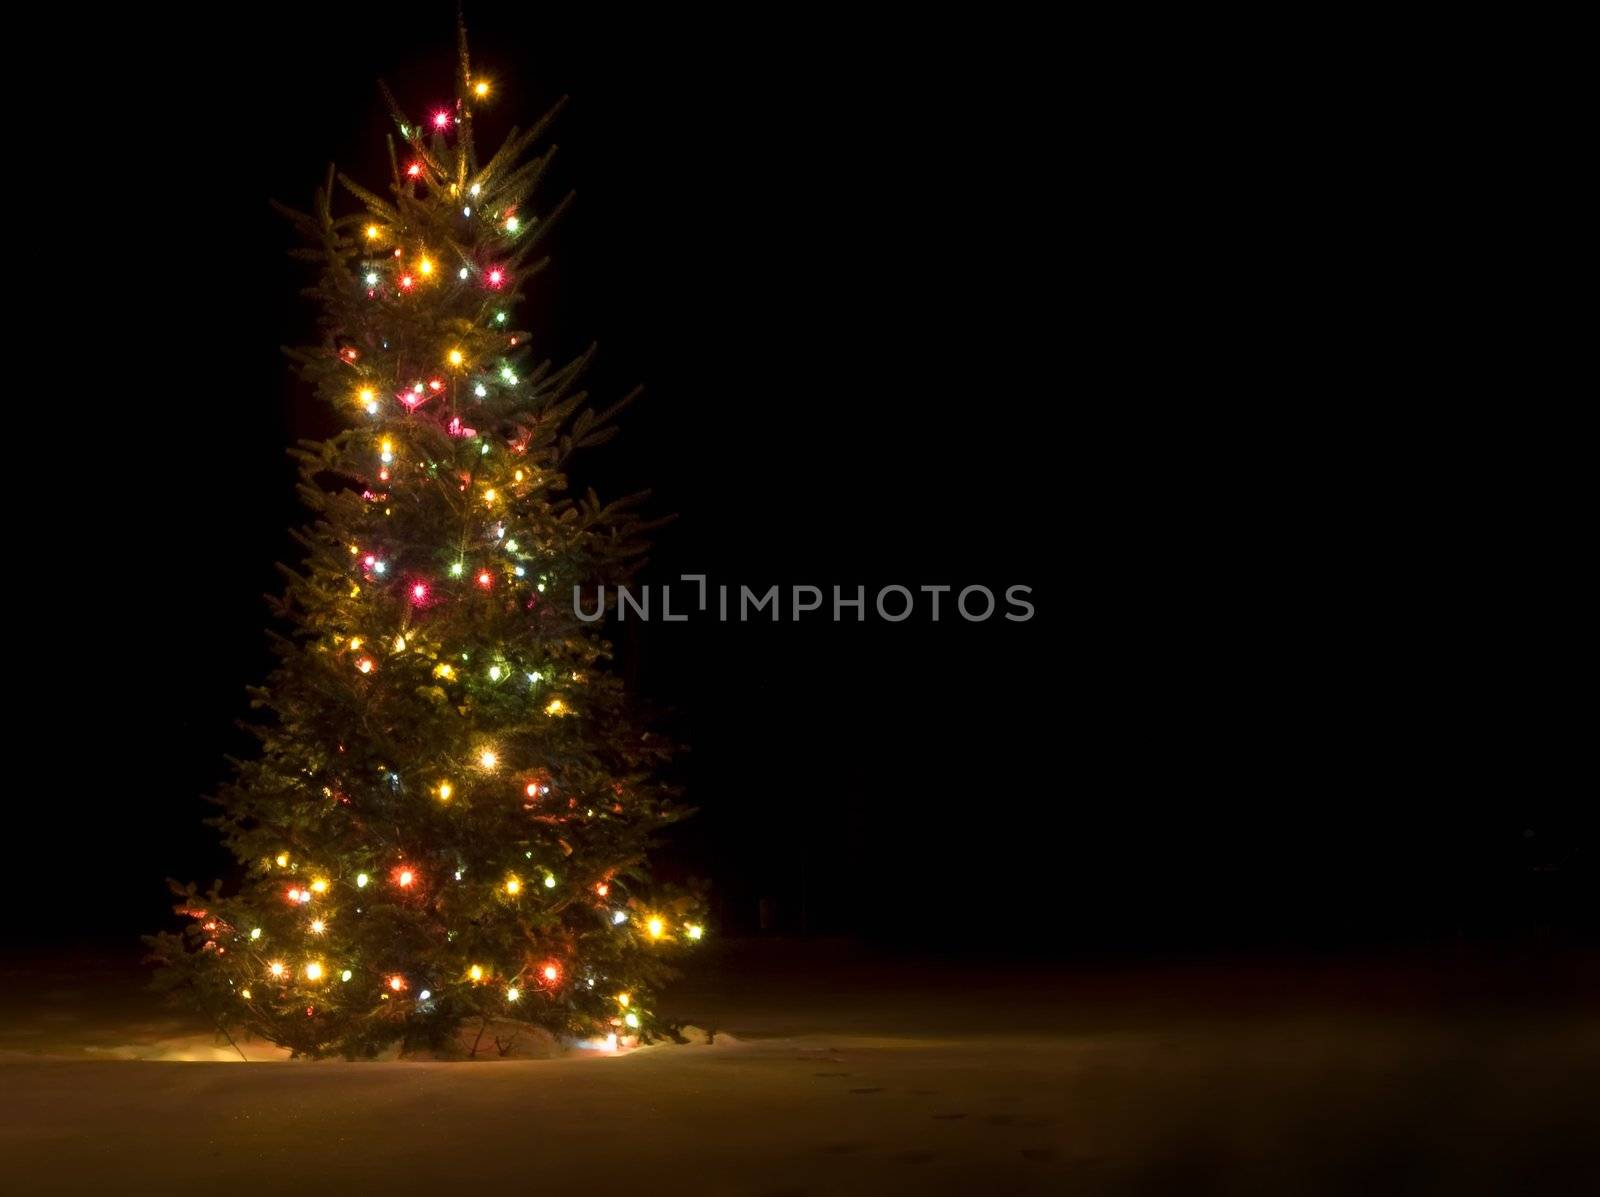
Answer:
[147,27,703,1059]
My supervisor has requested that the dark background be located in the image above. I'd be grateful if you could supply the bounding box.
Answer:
[9,5,1588,956]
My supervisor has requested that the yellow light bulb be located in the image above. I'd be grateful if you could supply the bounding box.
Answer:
[355,873,369,888]
[514,469,524,482]
[506,987,520,1002]
[349,638,363,651]
[250,927,261,940]
[505,877,521,895]
[310,919,325,934]
[438,781,452,801]
[479,749,498,769]
[647,917,665,939]
[393,635,406,652]
[469,964,483,982]
[484,489,497,503]
[686,923,704,940]
[448,349,464,366]
[474,80,490,98]
[268,961,286,978]
[310,879,328,894]
[418,256,434,276]
[240,988,252,1000]
[275,853,289,868]
[358,387,375,405]
[434,663,454,679]
[305,962,323,982]
[545,699,566,717]
[617,993,630,1007]
[366,225,380,240]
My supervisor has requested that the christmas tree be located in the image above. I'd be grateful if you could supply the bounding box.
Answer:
[147,26,703,1060]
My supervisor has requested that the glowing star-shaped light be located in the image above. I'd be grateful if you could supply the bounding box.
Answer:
[310,879,328,894]
[612,911,627,925]
[505,987,521,1002]
[365,225,381,240]
[477,571,493,588]
[388,975,405,991]
[407,162,423,178]
[624,1012,640,1029]
[504,876,521,895]
[479,749,498,769]
[268,961,286,978]
[487,268,505,287]
[543,874,556,889]
[433,109,452,130]
[411,583,428,603]
[310,919,326,934]
[474,81,490,99]
[448,348,464,367]
[505,216,520,233]
[418,257,434,277]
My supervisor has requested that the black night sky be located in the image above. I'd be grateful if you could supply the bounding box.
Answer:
[9,4,1589,958]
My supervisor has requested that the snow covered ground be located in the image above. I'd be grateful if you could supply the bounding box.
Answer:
[2,942,1597,1193]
